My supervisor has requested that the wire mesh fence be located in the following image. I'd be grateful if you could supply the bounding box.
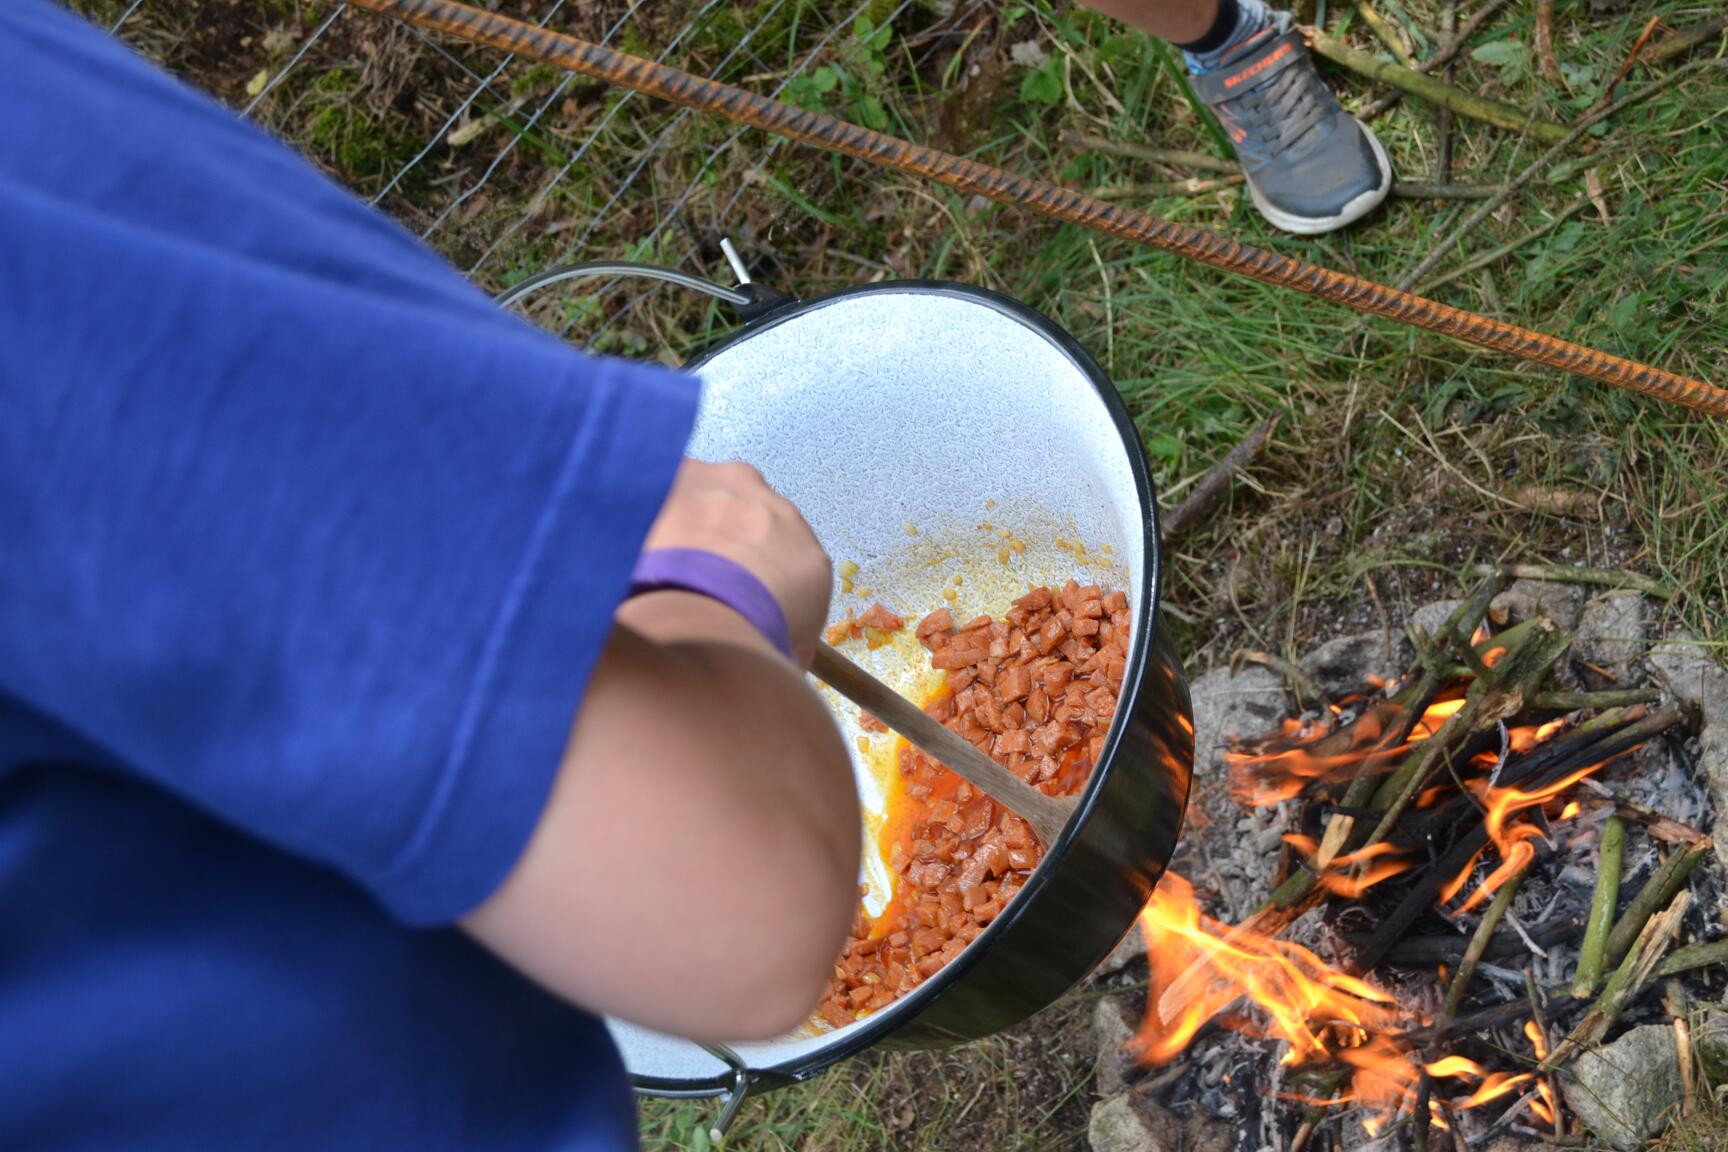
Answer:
[91,0,1007,360]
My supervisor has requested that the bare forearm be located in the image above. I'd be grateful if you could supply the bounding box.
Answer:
[464,602,860,1040]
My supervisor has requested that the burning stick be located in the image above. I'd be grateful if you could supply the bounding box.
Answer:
[1351,705,1680,974]
[1315,576,1509,868]
[1664,981,1695,1118]
[1364,620,1572,849]
[1571,815,1625,998]
[1435,863,1529,1039]
[1525,972,1564,1137]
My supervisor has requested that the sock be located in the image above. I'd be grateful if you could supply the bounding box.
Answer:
[1178,0,1272,73]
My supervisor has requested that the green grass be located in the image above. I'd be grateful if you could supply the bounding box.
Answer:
[90,0,1728,1143]
[637,991,1098,1150]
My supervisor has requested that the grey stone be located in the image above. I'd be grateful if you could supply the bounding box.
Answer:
[1086,1093,1229,1152]
[1087,1092,1177,1152]
[1646,630,1728,871]
[1560,1024,1682,1150]
[1409,599,1464,643]
[1489,578,1587,632]
[1575,591,1647,679]
[1188,664,1287,772]
[1092,994,1139,1097]
[1298,630,1415,698]
[1479,1139,1539,1152]
[1093,919,1145,980]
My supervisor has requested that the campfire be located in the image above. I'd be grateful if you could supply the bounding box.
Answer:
[1093,570,1727,1151]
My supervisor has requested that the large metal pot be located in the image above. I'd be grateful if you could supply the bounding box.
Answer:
[506,266,1193,1128]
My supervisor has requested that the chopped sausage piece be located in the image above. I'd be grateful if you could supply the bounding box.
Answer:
[859,603,906,632]
[859,709,887,732]
[818,580,1128,1030]
[916,607,954,648]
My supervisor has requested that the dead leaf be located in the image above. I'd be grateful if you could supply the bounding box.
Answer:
[447,115,492,148]
[1586,168,1611,222]
[244,69,270,98]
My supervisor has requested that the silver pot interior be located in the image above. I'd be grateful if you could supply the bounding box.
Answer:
[608,285,1149,1086]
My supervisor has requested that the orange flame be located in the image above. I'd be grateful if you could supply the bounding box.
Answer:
[1227,696,1465,806]
[1284,835,1415,899]
[1139,689,1584,1130]
[1135,872,1405,1067]
[1444,760,1607,914]
[1525,1021,1558,1125]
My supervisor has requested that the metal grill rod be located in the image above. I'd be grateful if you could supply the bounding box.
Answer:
[343,0,1728,418]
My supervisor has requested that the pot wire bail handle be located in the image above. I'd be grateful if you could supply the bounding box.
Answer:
[493,237,795,324]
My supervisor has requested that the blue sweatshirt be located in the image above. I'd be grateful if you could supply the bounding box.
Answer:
[0,3,699,1147]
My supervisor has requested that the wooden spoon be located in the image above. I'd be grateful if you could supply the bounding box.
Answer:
[813,641,1078,846]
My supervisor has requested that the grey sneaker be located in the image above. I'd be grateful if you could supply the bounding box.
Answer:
[1190,16,1392,235]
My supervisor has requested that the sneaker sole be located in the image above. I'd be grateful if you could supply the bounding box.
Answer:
[1245,124,1394,237]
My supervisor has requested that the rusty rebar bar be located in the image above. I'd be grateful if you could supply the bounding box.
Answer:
[342,0,1728,418]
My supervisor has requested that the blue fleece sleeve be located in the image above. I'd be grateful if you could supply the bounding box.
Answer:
[0,0,699,925]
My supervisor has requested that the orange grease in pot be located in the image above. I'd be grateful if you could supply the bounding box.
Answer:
[817,581,1130,1029]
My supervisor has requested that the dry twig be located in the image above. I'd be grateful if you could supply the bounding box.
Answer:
[1471,562,1675,600]
[1357,0,1417,67]
[1360,0,1515,118]
[1161,414,1280,539]
[1647,14,1728,65]
[1305,27,1573,145]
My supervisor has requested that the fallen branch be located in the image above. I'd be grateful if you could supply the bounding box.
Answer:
[1305,27,1574,146]
[1534,0,1559,80]
[1528,970,1565,1139]
[1417,195,1592,294]
[1351,705,1681,974]
[1091,176,1243,198]
[1364,620,1572,848]
[1598,15,1664,110]
[1471,562,1676,600]
[1548,890,1689,1067]
[1358,0,1417,67]
[1360,0,1516,118]
[1570,815,1624,998]
[1058,130,1239,174]
[1384,58,1728,296]
[1393,180,1502,200]
[1603,841,1710,968]
[1161,414,1280,540]
[1647,14,1728,65]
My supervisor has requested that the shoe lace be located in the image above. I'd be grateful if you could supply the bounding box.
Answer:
[1221,53,1335,162]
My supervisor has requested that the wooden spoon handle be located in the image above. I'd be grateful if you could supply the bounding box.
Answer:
[813,641,1077,846]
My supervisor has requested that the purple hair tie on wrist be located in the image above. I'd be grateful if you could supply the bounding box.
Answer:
[627,547,795,660]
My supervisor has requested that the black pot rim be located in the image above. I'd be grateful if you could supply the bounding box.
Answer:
[632,278,1167,1095]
